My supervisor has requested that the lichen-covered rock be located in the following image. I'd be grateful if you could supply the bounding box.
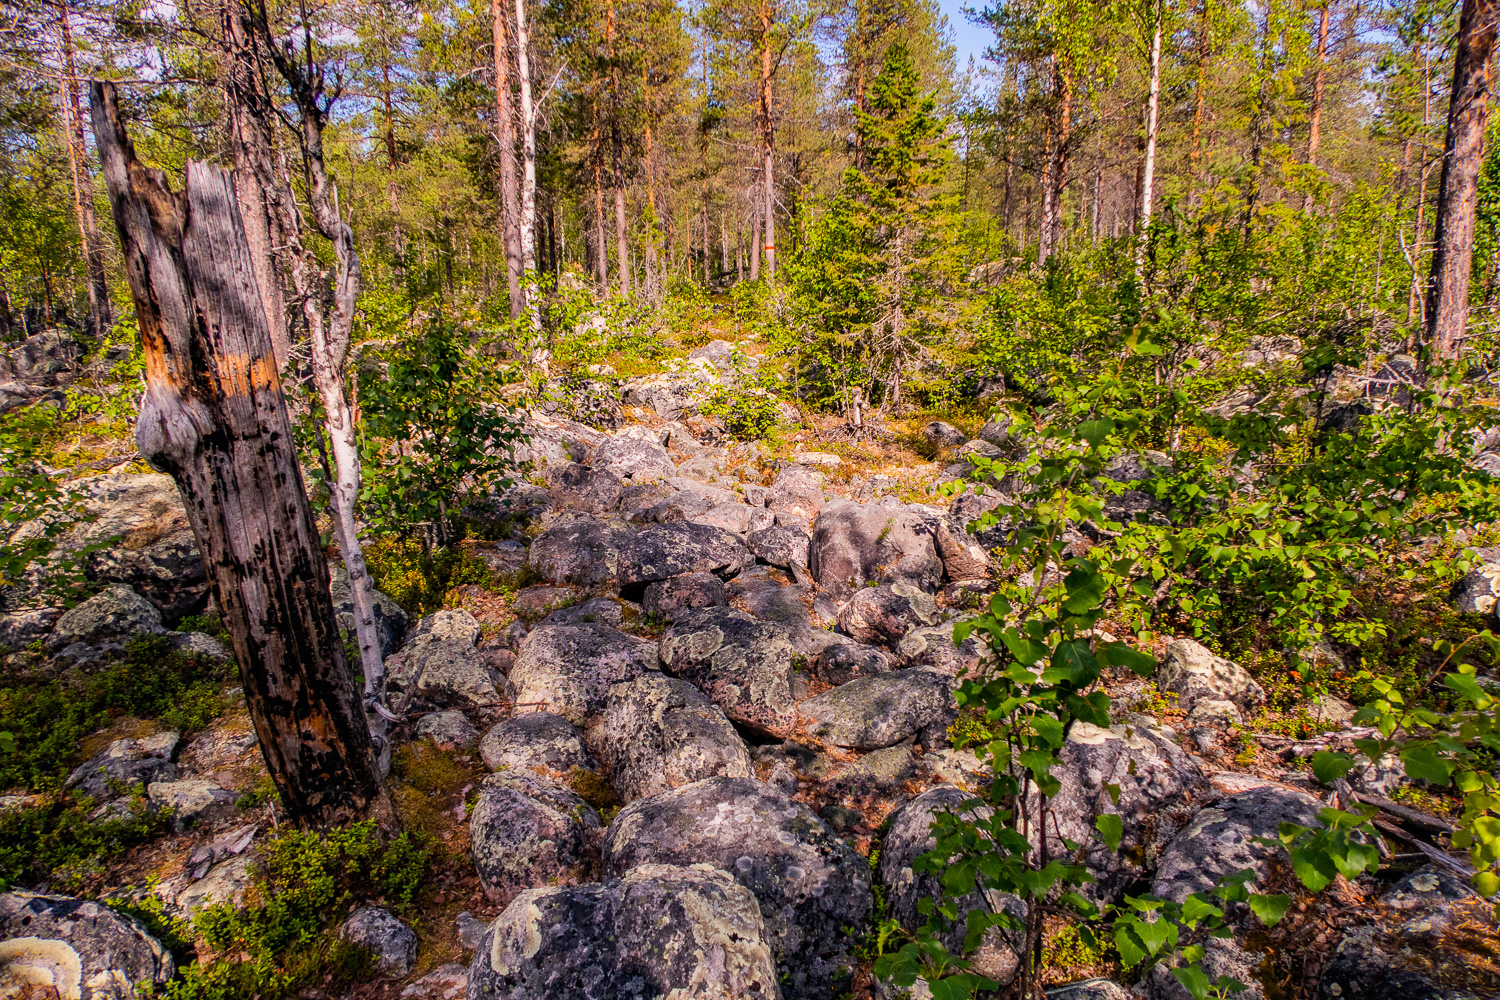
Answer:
[470,771,600,904]
[658,607,799,738]
[480,712,597,776]
[600,672,752,802]
[747,523,811,577]
[923,421,968,449]
[405,961,468,998]
[595,430,678,483]
[173,852,256,919]
[641,572,727,621]
[801,670,955,750]
[692,502,776,538]
[1047,981,1134,1000]
[0,891,175,998]
[617,521,750,586]
[67,731,179,799]
[810,500,944,601]
[1315,867,1498,1000]
[340,906,418,976]
[602,776,873,998]
[1148,786,1324,1000]
[466,863,780,1000]
[508,623,658,724]
[896,625,982,676]
[415,710,480,749]
[510,586,579,621]
[929,512,991,581]
[528,518,633,587]
[813,642,893,685]
[1039,721,1210,905]
[542,595,634,628]
[768,464,827,521]
[879,786,1024,986]
[386,610,511,711]
[732,578,841,659]
[1451,555,1500,621]
[147,780,237,831]
[1156,638,1266,713]
[547,462,623,515]
[836,583,941,646]
[46,585,164,652]
[10,473,208,618]
[514,412,608,471]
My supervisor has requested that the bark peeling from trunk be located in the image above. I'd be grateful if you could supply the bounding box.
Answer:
[90,81,392,830]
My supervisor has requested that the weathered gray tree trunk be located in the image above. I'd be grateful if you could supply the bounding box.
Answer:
[221,0,290,367]
[1425,0,1500,359]
[90,80,393,830]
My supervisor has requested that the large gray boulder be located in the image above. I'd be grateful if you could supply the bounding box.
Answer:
[46,584,164,653]
[508,622,658,724]
[1148,786,1324,1000]
[514,412,607,471]
[617,521,750,586]
[1156,639,1266,713]
[546,462,623,515]
[465,863,780,1000]
[0,891,175,999]
[641,572,726,621]
[385,609,511,711]
[1451,553,1500,621]
[9,473,208,618]
[747,523,811,577]
[835,583,941,647]
[527,518,633,587]
[470,771,600,904]
[879,786,1025,987]
[480,712,597,776]
[658,607,799,738]
[600,672,752,802]
[812,642,893,685]
[810,500,945,601]
[800,670,955,750]
[692,502,775,538]
[67,731,179,799]
[1038,720,1210,905]
[9,329,81,380]
[340,906,418,976]
[1317,866,1493,1000]
[731,576,842,659]
[768,464,827,522]
[595,429,677,483]
[603,776,873,998]
[896,625,983,676]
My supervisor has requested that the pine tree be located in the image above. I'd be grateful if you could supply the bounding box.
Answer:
[792,43,954,416]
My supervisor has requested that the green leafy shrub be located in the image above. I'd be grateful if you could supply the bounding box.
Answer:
[0,794,170,890]
[0,634,230,792]
[149,822,430,1000]
[359,319,526,546]
[364,537,495,616]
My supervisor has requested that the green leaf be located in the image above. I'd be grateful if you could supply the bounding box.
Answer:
[1443,672,1488,704]
[1077,419,1114,447]
[1100,642,1156,677]
[1247,893,1292,927]
[1096,812,1124,851]
[1400,745,1455,786]
[1049,640,1100,686]
[1114,924,1147,967]
[1170,964,1213,1000]
[1033,715,1065,749]
[1310,751,1356,785]
[1062,566,1107,614]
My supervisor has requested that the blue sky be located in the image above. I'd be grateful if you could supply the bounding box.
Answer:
[938,0,995,72]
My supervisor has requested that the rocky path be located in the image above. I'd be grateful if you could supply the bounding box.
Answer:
[0,373,1494,999]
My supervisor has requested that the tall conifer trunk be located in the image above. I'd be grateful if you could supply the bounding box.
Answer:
[1425,0,1500,358]
[492,0,523,319]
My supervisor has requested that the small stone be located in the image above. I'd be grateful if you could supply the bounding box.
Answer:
[415,710,480,749]
[339,906,417,976]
